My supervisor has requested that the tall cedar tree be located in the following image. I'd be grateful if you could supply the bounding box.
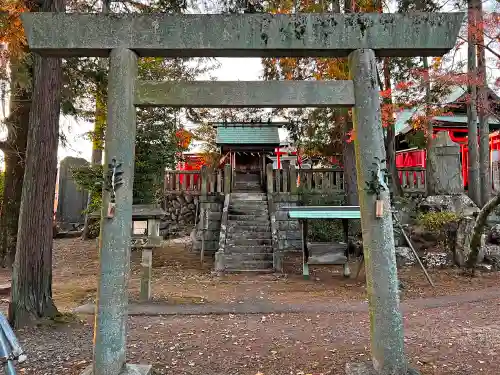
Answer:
[10,0,65,327]
[0,1,31,267]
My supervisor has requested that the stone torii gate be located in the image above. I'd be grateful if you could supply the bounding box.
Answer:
[21,12,463,375]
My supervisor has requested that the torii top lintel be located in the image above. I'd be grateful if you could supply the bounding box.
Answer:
[21,12,464,58]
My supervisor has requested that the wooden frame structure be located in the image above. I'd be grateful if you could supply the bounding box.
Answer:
[284,206,361,279]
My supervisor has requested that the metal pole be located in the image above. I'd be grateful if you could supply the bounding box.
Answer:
[0,330,16,375]
[392,213,435,287]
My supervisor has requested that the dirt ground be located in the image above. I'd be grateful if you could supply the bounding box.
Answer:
[2,238,500,374]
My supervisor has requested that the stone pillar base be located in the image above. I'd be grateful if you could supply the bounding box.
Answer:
[273,251,284,273]
[214,251,225,274]
[345,362,420,375]
[81,364,152,375]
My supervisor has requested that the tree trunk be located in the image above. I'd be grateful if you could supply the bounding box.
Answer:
[476,0,490,206]
[383,58,403,197]
[82,0,109,240]
[342,116,359,207]
[82,85,106,239]
[339,0,359,211]
[9,0,65,328]
[423,57,438,197]
[467,192,500,270]
[467,0,481,206]
[0,57,31,267]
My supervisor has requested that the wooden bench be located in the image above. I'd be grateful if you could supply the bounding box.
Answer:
[90,204,166,301]
[285,206,361,279]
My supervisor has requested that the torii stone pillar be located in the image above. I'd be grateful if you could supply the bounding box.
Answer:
[348,49,406,375]
[84,48,150,375]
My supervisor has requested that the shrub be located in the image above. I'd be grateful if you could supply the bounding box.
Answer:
[417,211,460,233]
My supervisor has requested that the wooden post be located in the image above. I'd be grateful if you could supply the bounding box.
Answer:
[181,172,187,190]
[261,153,266,185]
[282,162,289,193]
[224,163,232,194]
[140,218,160,301]
[147,218,159,237]
[140,248,152,301]
[200,165,208,202]
[289,164,298,194]
[266,163,274,193]
[301,220,309,280]
[217,169,222,193]
[200,208,208,267]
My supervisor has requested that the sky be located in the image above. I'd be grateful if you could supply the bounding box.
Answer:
[56,57,265,162]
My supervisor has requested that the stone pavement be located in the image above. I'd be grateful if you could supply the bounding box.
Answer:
[74,286,500,316]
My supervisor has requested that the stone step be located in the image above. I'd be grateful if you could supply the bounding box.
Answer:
[231,201,269,206]
[227,231,271,239]
[229,209,268,215]
[227,225,271,233]
[228,214,270,221]
[223,252,273,261]
[227,222,271,231]
[230,206,268,212]
[233,189,265,193]
[234,179,261,183]
[231,193,267,201]
[224,260,274,271]
[233,184,261,188]
[225,245,273,253]
[235,175,260,179]
[225,269,274,273]
[226,238,272,246]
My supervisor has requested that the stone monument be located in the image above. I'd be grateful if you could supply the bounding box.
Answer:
[432,131,464,194]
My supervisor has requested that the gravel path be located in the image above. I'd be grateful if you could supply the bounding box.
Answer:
[16,296,500,375]
[74,286,500,316]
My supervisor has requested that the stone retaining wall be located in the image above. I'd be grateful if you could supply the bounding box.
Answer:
[161,193,198,238]
[191,196,223,256]
[269,193,302,252]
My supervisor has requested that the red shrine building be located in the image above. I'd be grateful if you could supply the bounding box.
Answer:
[395,86,500,188]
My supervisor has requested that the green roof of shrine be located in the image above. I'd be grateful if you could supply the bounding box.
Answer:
[216,126,280,145]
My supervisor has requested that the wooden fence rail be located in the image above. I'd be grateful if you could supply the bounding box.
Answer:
[268,165,427,194]
[397,167,426,193]
[164,166,231,195]
[165,165,427,195]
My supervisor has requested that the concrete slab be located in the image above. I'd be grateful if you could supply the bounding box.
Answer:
[81,364,152,375]
[135,81,355,108]
[21,13,464,58]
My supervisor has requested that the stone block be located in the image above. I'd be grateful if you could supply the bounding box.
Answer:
[81,364,152,375]
[345,362,420,375]
[22,13,464,58]
[136,81,355,108]
[345,362,377,375]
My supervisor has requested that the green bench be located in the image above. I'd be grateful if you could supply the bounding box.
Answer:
[285,206,361,279]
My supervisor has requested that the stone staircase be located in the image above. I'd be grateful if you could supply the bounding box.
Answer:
[233,171,262,192]
[221,171,274,272]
